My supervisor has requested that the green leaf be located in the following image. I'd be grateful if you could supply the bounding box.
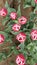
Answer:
[0,31,8,38]
[30,13,35,21]
[18,43,25,53]
[2,16,10,26]
[27,0,31,3]
[29,59,35,65]
[25,0,31,3]
[13,20,18,24]
[0,53,3,62]
[5,1,16,14]
[10,30,21,35]
[5,1,9,8]
[6,38,12,43]
[12,47,19,54]
[27,21,34,29]
[17,5,21,17]
[25,35,31,45]
[19,43,24,50]
[33,53,37,63]
[31,0,35,7]
[5,1,10,9]
[33,23,37,29]
[4,25,12,33]
[17,0,21,3]
[7,7,16,14]
[24,5,31,8]
[34,6,37,13]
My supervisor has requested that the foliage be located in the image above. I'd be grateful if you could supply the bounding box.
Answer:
[0,1,37,65]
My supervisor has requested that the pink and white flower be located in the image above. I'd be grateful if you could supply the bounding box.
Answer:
[18,16,27,25]
[30,29,37,40]
[16,32,26,43]
[35,64,37,65]
[16,54,26,65]
[34,0,37,4]
[12,24,21,32]
[0,34,5,44]
[0,8,7,17]
[10,12,17,20]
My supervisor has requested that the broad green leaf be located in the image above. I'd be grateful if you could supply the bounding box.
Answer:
[7,7,16,14]
[24,5,31,8]
[34,6,37,13]
[31,0,35,7]
[17,5,21,17]
[4,25,12,33]
[2,16,10,25]
[27,0,31,3]
[5,1,10,8]
[5,1,16,14]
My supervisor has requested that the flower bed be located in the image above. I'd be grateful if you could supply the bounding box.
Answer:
[0,0,37,65]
